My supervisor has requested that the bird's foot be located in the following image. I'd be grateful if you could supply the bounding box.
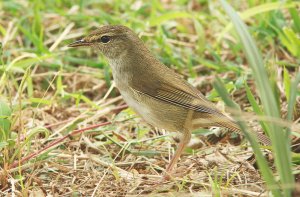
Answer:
[162,166,190,181]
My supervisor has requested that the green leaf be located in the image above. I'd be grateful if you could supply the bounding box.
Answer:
[29,98,52,105]
[213,77,280,196]
[149,11,193,26]
[0,141,8,149]
[0,100,11,141]
[219,0,294,195]
[283,67,291,101]
[245,84,269,134]
[218,2,300,42]
[287,72,300,121]
[289,8,300,32]
[10,127,49,163]
[279,27,300,57]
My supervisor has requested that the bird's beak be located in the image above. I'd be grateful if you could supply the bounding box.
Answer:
[68,39,91,47]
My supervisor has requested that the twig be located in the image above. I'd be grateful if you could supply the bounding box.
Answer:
[10,121,111,168]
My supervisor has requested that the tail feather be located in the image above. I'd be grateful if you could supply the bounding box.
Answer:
[192,112,271,145]
[218,120,271,146]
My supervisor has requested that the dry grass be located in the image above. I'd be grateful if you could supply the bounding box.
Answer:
[1,0,299,196]
[2,69,275,196]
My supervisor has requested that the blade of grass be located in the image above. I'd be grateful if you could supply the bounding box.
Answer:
[213,77,280,196]
[149,11,193,26]
[219,0,294,195]
[0,100,11,142]
[217,2,300,43]
[245,84,269,134]
[287,72,300,122]
[289,8,300,32]
[283,67,291,102]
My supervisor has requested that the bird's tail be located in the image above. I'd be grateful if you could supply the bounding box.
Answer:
[217,120,271,146]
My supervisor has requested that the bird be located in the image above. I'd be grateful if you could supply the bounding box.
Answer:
[68,25,270,178]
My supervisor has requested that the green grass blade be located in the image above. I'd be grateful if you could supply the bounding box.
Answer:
[0,100,11,141]
[149,11,193,26]
[245,84,269,134]
[214,77,280,196]
[287,72,300,122]
[289,8,300,32]
[219,0,294,195]
[283,67,291,102]
[217,2,300,42]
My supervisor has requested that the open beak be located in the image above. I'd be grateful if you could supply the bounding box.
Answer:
[68,39,91,47]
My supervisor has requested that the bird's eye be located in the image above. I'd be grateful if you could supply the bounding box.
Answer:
[99,36,110,43]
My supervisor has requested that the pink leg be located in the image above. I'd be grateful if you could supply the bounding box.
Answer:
[165,131,191,176]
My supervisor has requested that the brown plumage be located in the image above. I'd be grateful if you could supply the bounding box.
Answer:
[68,25,270,178]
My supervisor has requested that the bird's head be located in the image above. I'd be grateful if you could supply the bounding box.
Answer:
[68,25,140,59]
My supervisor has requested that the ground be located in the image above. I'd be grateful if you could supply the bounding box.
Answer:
[0,0,299,196]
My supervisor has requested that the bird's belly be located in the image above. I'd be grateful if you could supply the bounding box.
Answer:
[119,89,189,132]
[121,91,152,119]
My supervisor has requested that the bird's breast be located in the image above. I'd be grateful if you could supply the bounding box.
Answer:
[116,86,190,132]
[120,89,152,117]
[108,60,190,132]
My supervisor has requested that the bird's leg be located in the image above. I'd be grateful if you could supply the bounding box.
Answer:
[165,130,191,178]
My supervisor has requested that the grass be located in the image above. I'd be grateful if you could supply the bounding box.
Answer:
[1,0,299,196]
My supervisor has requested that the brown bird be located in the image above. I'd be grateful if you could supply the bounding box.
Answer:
[68,25,270,177]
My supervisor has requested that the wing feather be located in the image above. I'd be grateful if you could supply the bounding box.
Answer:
[132,72,223,116]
